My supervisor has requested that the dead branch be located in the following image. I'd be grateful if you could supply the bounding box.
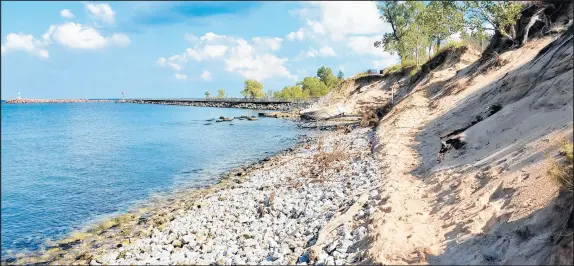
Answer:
[307,193,369,261]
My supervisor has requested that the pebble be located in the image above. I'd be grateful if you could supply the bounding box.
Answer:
[91,128,379,265]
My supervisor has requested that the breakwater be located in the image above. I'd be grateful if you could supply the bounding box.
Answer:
[4,99,116,104]
[4,98,316,111]
[124,99,314,111]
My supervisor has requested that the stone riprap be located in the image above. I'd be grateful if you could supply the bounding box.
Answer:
[88,127,381,265]
[124,99,314,112]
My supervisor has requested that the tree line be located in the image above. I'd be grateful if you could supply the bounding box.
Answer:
[374,1,523,66]
[205,66,344,100]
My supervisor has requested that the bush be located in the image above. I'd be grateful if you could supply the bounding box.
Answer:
[548,138,574,191]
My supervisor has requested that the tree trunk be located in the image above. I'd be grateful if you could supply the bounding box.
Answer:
[436,38,441,51]
[522,7,546,45]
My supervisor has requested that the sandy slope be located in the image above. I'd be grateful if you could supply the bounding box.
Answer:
[308,29,573,265]
[368,33,572,264]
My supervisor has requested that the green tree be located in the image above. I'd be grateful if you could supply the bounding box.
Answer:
[241,79,265,99]
[274,85,309,99]
[374,1,417,61]
[205,91,211,98]
[403,1,431,64]
[463,1,523,41]
[298,77,329,97]
[216,89,226,98]
[317,66,339,89]
[422,1,465,53]
[337,70,344,80]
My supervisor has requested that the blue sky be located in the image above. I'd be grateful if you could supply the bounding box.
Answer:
[1,1,399,100]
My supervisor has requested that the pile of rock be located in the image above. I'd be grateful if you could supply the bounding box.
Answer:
[91,128,382,265]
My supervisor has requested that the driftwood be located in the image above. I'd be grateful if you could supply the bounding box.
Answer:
[306,193,370,261]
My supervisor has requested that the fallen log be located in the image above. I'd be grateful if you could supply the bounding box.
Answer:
[307,193,369,261]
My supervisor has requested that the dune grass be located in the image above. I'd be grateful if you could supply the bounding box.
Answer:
[548,138,574,191]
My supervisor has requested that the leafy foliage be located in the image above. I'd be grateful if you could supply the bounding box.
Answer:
[374,1,525,65]
[273,66,340,99]
[337,70,344,80]
[241,80,265,99]
[298,77,330,97]
[464,1,523,39]
[216,89,226,98]
[274,85,309,99]
[204,91,211,98]
[317,66,340,89]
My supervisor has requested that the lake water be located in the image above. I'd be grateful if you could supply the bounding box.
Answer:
[0,102,304,256]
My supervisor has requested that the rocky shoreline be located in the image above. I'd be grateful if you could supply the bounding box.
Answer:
[125,99,313,112]
[8,125,381,265]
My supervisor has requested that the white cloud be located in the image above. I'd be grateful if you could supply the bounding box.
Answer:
[306,19,325,35]
[200,32,228,42]
[85,3,115,24]
[48,22,130,50]
[298,2,392,42]
[203,45,228,58]
[185,44,228,62]
[224,39,294,81]
[347,35,390,57]
[60,9,75,19]
[156,54,187,71]
[319,45,336,57]
[159,32,293,81]
[174,73,187,80]
[200,70,212,81]
[306,49,318,58]
[1,33,49,59]
[252,37,283,51]
[286,28,305,41]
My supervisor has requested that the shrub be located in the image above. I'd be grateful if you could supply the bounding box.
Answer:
[548,138,573,191]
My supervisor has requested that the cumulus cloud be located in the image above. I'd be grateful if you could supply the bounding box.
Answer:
[252,37,283,51]
[2,4,128,59]
[174,73,187,80]
[200,32,229,42]
[46,22,130,50]
[60,9,75,19]
[1,33,50,59]
[286,28,305,41]
[200,70,212,81]
[347,35,390,57]
[85,3,115,24]
[158,32,293,81]
[306,19,325,35]
[319,45,336,57]
[224,39,294,81]
[295,2,392,42]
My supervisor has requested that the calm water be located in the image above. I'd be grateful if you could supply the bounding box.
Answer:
[1,102,303,255]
